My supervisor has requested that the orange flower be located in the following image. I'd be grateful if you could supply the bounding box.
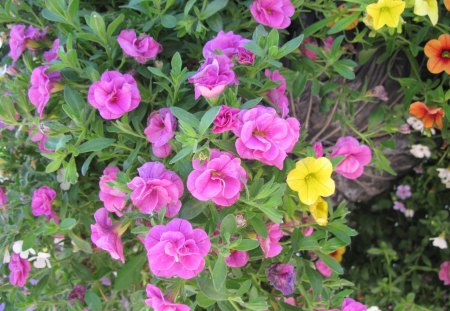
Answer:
[445,0,450,11]
[409,101,445,129]
[424,34,450,74]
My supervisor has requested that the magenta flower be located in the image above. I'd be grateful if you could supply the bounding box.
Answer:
[117,29,162,64]
[28,65,61,118]
[30,130,54,153]
[188,55,238,99]
[331,136,372,180]
[301,37,318,60]
[87,70,141,120]
[313,141,323,158]
[187,149,247,206]
[396,185,412,200]
[127,162,184,217]
[237,47,255,65]
[257,223,285,258]
[90,208,125,263]
[225,250,249,268]
[316,259,332,277]
[8,24,46,62]
[144,108,176,158]
[250,0,295,29]
[0,187,7,208]
[203,31,249,59]
[43,38,60,62]
[31,186,58,223]
[266,263,296,295]
[146,284,190,311]
[235,105,300,169]
[265,69,289,117]
[212,105,240,134]
[439,261,450,285]
[8,252,31,287]
[144,218,211,279]
[99,166,127,217]
[341,298,367,311]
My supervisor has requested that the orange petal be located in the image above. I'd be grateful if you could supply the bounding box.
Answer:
[438,34,450,50]
[427,57,445,74]
[422,114,434,129]
[435,116,443,129]
[409,102,428,118]
[445,0,450,11]
[424,39,442,58]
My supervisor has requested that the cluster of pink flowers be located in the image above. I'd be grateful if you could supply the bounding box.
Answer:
[250,0,295,29]
[144,108,177,158]
[31,186,58,223]
[331,136,372,179]
[117,29,162,64]
[8,24,46,62]
[28,66,61,118]
[98,166,127,217]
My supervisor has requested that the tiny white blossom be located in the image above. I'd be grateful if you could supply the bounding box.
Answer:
[430,236,448,249]
[12,240,36,259]
[29,252,51,269]
[404,209,415,218]
[407,117,424,131]
[367,307,382,311]
[410,144,431,159]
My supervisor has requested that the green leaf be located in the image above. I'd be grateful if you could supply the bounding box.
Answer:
[220,214,237,241]
[298,236,321,251]
[317,252,344,274]
[201,0,229,19]
[277,34,304,58]
[107,14,125,37]
[64,85,85,121]
[245,41,265,58]
[180,200,207,219]
[171,107,200,128]
[232,239,260,251]
[85,291,102,311]
[147,66,168,79]
[169,146,193,164]
[171,52,182,75]
[79,138,115,153]
[69,232,92,254]
[249,216,267,238]
[242,97,263,109]
[327,13,360,34]
[64,156,79,184]
[197,278,228,301]
[196,292,216,308]
[161,14,177,28]
[213,255,227,291]
[266,29,279,48]
[87,12,106,40]
[333,60,356,80]
[304,261,323,296]
[114,254,146,291]
[327,222,357,244]
[45,156,64,173]
[60,218,77,231]
[199,106,221,135]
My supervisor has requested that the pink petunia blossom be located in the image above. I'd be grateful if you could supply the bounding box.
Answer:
[0,187,7,208]
[257,223,285,258]
[8,24,46,62]
[43,38,60,62]
[331,136,372,179]
[117,29,162,64]
[87,70,141,120]
[315,259,332,277]
[8,252,31,287]
[212,105,240,133]
[439,261,450,285]
[235,105,300,169]
[341,298,367,311]
[90,208,125,263]
[237,47,255,65]
[313,141,323,158]
[225,250,249,268]
[145,284,190,311]
[187,149,247,206]
[99,166,127,217]
[396,185,412,200]
[250,0,295,29]
[144,218,211,279]
[127,162,184,217]
[31,186,58,223]
[203,31,249,59]
[30,130,54,153]
[28,65,61,118]
[144,108,176,158]
[188,55,238,99]
[265,69,289,117]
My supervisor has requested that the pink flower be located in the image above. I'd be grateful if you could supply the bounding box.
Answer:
[313,142,323,158]
[144,218,211,279]
[203,31,249,59]
[315,259,332,277]
[117,29,162,64]
[235,105,300,169]
[212,105,240,133]
[146,284,190,311]
[99,166,127,217]
[0,188,7,208]
[31,186,58,223]
[396,185,412,200]
[8,252,31,287]
[30,130,54,153]
[439,261,450,285]
[323,36,334,52]
[43,38,60,62]
[265,69,289,117]
[250,0,295,29]
[8,24,46,62]
[237,47,255,64]
[90,208,125,263]
[225,250,249,268]
[257,223,285,258]
[187,149,247,206]
[127,162,184,217]
[341,298,367,311]
[393,201,406,212]
[87,70,141,120]
[331,136,372,180]
[144,108,176,158]
[266,263,296,295]
[188,55,238,99]
[28,66,61,118]
[301,37,318,60]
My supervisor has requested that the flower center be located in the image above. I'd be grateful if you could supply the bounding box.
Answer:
[253,130,265,137]
[442,50,450,59]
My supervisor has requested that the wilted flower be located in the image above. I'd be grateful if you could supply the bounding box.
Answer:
[439,261,450,285]
[410,144,431,158]
[0,187,7,208]
[43,38,60,62]
[28,66,61,118]
[250,0,295,29]
[369,85,388,101]
[404,209,415,218]
[145,284,190,311]
[8,253,30,287]
[8,24,46,62]
[331,136,372,180]
[266,263,296,295]
[29,252,51,269]
[237,47,255,64]
[437,168,450,188]
[309,197,329,226]
[68,284,86,303]
[424,34,450,75]
[313,142,323,158]
[301,37,318,60]
[367,307,382,311]
[396,185,411,200]
[407,116,424,131]
[257,223,285,258]
[12,240,36,260]
[366,0,405,30]
[393,201,406,212]
[399,124,411,134]
[144,108,176,158]
[341,298,367,311]
[117,29,162,64]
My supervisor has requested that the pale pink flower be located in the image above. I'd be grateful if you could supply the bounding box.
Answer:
[439,261,450,285]
[250,0,295,29]
[315,259,332,277]
[212,105,240,133]
[393,201,406,212]
[8,252,31,287]
[265,69,289,117]
[117,29,162,64]
[313,141,323,158]
[225,250,249,268]
[331,136,372,179]
[203,31,249,59]
[31,186,58,223]
[144,108,176,158]
[99,166,127,217]
[396,185,412,200]
[43,38,60,62]
[0,188,7,208]
[28,66,61,118]
[8,24,46,62]
[257,223,285,258]
[146,284,190,311]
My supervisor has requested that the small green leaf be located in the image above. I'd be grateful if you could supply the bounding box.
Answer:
[171,107,200,128]
[317,252,344,274]
[161,14,177,28]
[213,255,227,291]
[277,34,304,58]
[60,218,77,231]
[79,138,115,153]
[85,291,102,311]
[201,0,229,19]
[327,13,360,34]
[114,254,146,290]
[69,232,92,254]
[220,214,237,241]
[232,239,260,251]
[199,106,221,135]
[169,146,193,164]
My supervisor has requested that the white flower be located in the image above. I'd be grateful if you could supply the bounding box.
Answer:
[437,168,450,188]
[3,249,10,263]
[407,117,424,131]
[54,237,64,245]
[12,240,36,259]
[29,252,51,269]
[410,144,431,158]
[430,236,448,249]
[367,307,382,311]
[0,64,7,79]
[404,209,415,218]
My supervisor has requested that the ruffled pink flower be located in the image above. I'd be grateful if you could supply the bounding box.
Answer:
[265,69,289,117]
[341,298,367,311]
[235,105,300,169]
[203,31,249,59]
[0,188,7,208]
[8,252,30,287]
[43,38,60,62]
[225,250,249,268]
[257,223,285,258]
[90,208,125,263]
[316,259,332,277]
[117,29,162,64]
[28,65,61,118]
[237,47,255,65]
[31,186,58,223]
[331,136,372,180]
[188,55,238,99]
[439,261,450,285]
[146,284,190,311]
[301,37,318,60]
[127,162,184,217]
[8,24,46,62]
[144,218,211,279]
[87,70,141,120]
[313,142,323,158]
[250,0,295,29]
[99,166,127,217]
[212,105,240,133]
[144,108,176,158]
[187,149,247,206]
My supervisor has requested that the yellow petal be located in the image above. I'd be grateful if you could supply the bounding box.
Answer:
[309,197,328,226]
[312,157,333,179]
[366,3,383,30]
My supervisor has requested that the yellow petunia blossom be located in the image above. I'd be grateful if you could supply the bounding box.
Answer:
[308,197,329,226]
[366,0,406,30]
[330,247,346,263]
[286,157,335,205]
[413,0,438,25]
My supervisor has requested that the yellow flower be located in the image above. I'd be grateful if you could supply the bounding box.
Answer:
[286,157,335,205]
[330,247,346,263]
[413,0,438,25]
[366,0,406,30]
[308,197,329,226]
